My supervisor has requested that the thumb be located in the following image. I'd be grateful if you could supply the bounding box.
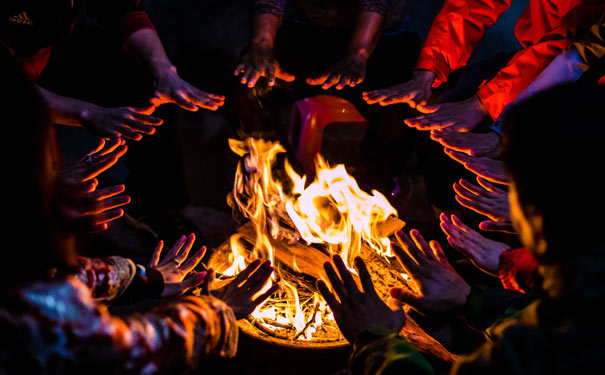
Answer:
[184,271,207,291]
[416,104,440,114]
[390,287,423,309]
[277,69,296,82]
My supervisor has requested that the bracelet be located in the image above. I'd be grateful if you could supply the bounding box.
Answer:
[136,264,147,277]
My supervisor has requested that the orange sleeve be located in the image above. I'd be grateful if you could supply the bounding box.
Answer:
[415,0,512,87]
[476,38,570,119]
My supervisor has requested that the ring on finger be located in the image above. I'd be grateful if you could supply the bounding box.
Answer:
[84,155,93,163]
[171,259,181,266]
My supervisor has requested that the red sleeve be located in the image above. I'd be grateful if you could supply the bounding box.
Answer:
[117,10,155,42]
[477,1,605,119]
[497,248,540,294]
[87,0,156,43]
[415,0,512,87]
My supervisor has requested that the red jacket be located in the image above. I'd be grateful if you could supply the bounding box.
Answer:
[416,0,605,120]
[498,247,540,293]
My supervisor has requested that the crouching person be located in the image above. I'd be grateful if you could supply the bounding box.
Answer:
[318,82,605,374]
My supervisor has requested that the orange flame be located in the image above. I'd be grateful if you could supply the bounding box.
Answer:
[221,138,399,341]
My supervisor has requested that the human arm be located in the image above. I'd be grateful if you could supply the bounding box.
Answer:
[316,255,433,375]
[123,29,225,111]
[234,10,295,87]
[37,86,162,141]
[306,11,385,90]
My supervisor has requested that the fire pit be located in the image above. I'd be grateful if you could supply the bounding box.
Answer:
[207,138,456,364]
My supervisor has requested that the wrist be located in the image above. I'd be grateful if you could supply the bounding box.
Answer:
[78,103,101,124]
[413,69,437,84]
[472,94,489,117]
[151,62,177,82]
[347,46,371,61]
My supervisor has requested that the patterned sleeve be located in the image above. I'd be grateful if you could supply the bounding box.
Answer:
[359,0,389,15]
[0,277,238,374]
[253,0,287,17]
[74,256,136,304]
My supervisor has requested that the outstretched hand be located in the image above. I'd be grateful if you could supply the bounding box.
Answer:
[306,55,367,90]
[404,95,489,132]
[57,139,130,232]
[453,177,510,222]
[440,214,510,276]
[149,234,208,298]
[150,68,225,111]
[61,138,127,184]
[206,259,279,319]
[444,148,508,185]
[317,255,406,343]
[80,105,163,141]
[234,45,295,88]
[362,70,435,108]
[430,130,501,158]
[390,230,470,317]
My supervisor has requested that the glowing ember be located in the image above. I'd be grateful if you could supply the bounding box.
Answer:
[209,137,404,344]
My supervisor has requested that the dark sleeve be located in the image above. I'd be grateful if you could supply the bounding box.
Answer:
[86,0,155,42]
[253,0,287,17]
[349,330,435,375]
[359,0,389,15]
[463,285,538,333]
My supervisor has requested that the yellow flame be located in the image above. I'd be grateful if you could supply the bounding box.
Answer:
[223,137,399,342]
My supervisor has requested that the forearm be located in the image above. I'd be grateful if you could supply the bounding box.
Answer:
[250,13,282,49]
[37,85,99,127]
[347,11,385,60]
[123,28,176,81]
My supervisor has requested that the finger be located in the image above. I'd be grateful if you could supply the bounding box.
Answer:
[173,92,199,112]
[80,147,127,181]
[161,235,187,264]
[149,241,163,267]
[458,179,487,197]
[354,256,376,295]
[88,184,126,201]
[455,195,491,217]
[477,176,505,194]
[97,137,122,156]
[390,287,422,308]
[181,246,207,272]
[306,73,329,86]
[317,279,340,310]
[251,282,280,306]
[415,104,439,114]
[84,195,131,215]
[93,208,124,225]
[451,214,473,233]
[129,111,164,126]
[201,269,214,296]
[391,241,421,275]
[444,148,469,165]
[410,229,435,261]
[245,262,274,295]
[233,63,245,76]
[247,70,263,88]
[181,272,207,293]
[239,67,255,85]
[335,74,350,90]
[332,254,358,294]
[394,230,423,267]
[114,125,143,141]
[90,139,106,155]
[275,68,296,82]
[479,220,516,233]
[129,106,157,116]
[265,64,277,86]
[231,259,262,287]
[323,261,348,300]
[183,90,224,111]
[362,91,389,104]
[429,240,447,263]
[174,233,197,263]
